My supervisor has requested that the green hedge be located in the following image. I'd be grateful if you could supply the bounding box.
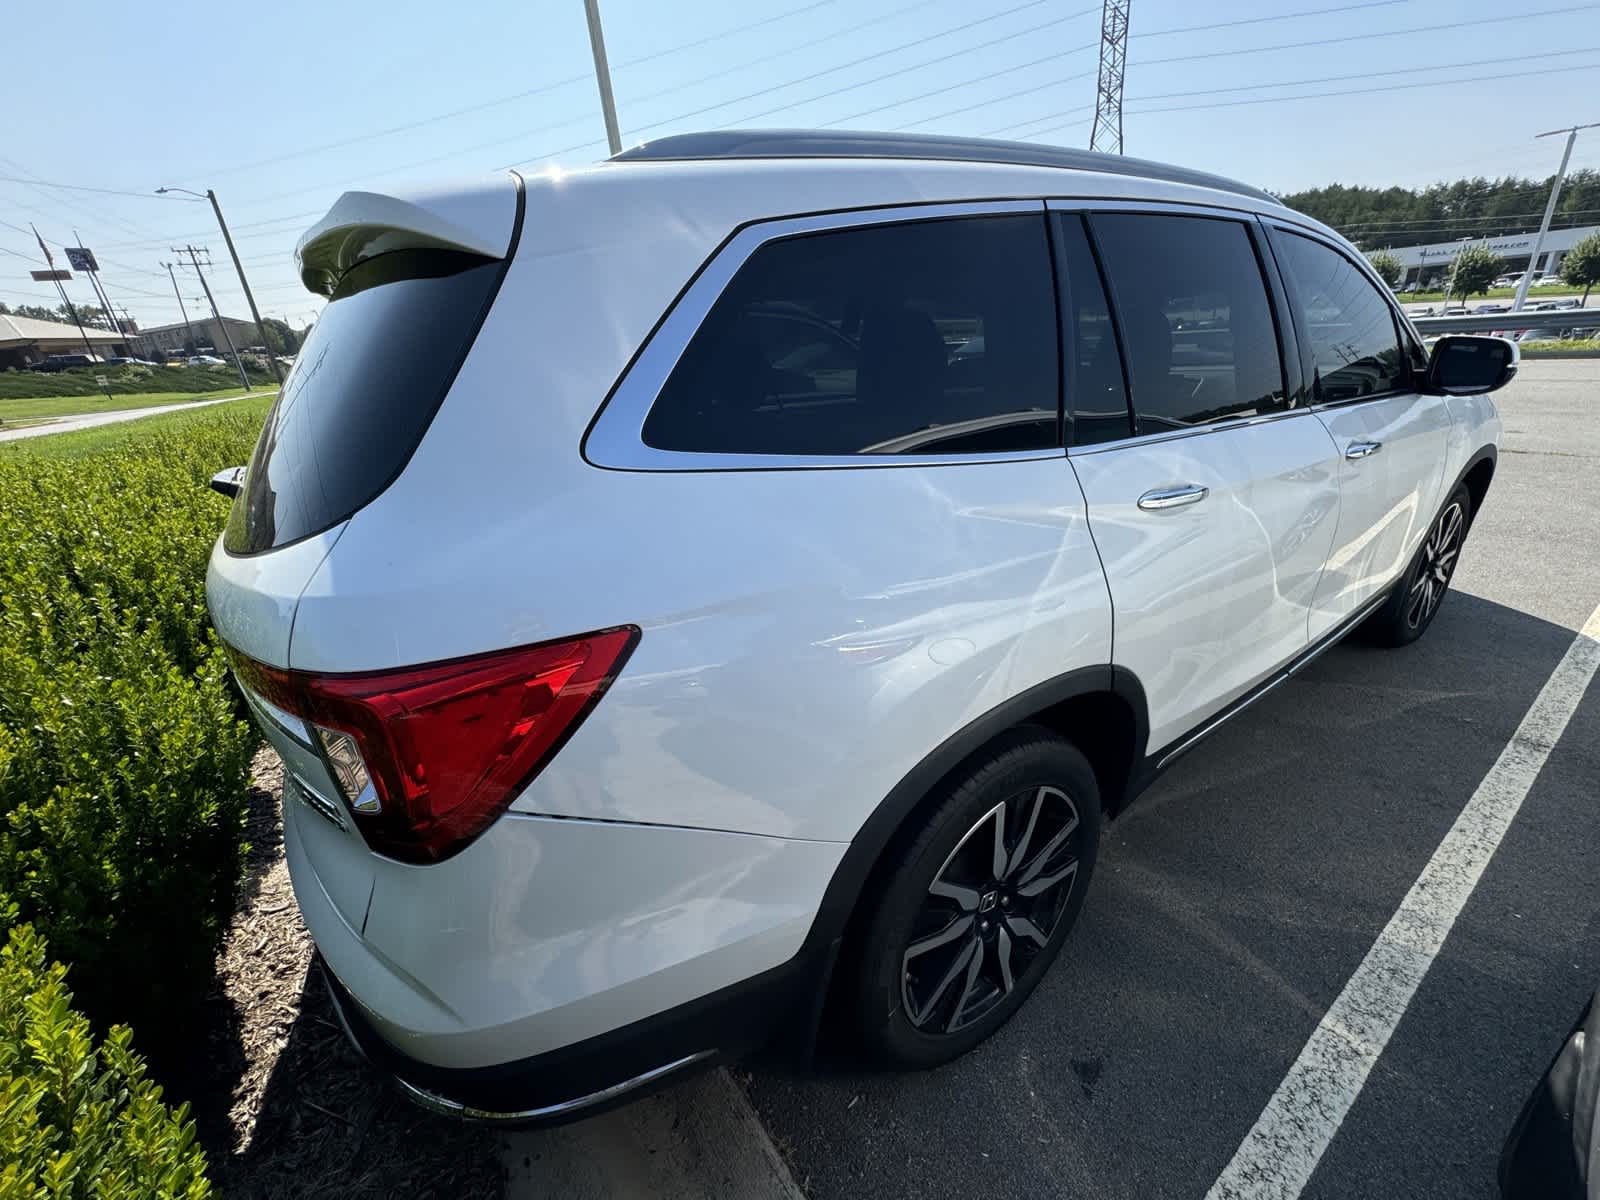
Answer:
[0,901,212,1198]
[0,365,274,401]
[0,407,263,1040]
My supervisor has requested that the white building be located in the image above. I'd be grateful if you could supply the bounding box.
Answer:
[1381,224,1599,286]
[0,313,130,371]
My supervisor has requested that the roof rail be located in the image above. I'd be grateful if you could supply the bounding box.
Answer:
[611,129,1279,205]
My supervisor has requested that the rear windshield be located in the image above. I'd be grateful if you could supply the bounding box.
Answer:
[224,249,503,554]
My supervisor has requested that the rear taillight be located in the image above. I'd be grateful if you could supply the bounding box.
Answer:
[232,628,639,864]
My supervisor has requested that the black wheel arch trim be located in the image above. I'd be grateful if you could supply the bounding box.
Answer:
[797,663,1148,968]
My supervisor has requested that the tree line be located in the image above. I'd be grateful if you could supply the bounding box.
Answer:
[1280,169,1600,250]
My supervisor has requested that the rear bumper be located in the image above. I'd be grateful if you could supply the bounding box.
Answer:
[320,942,827,1125]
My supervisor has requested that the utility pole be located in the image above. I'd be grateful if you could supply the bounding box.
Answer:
[163,261,197,350]
[157,186,284,383]
[583,0,623,156]
[71,229,125,339]
[176,245,250,391]
[1089,0,1131,155]
[1512,121,1599,313]
[30,224,96,358]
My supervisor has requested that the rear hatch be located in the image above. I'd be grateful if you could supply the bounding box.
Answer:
[206,173,524,929]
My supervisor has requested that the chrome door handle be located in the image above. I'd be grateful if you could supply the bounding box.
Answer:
[1137,484,1209,511]
[1345,440,1383,460]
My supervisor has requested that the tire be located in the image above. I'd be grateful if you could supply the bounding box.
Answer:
[852,727,1101,1069]
[1364,482,1473,648]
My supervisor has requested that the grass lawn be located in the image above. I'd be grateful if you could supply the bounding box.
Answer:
[1518,339,1600,356]
[0,394,274,461]
[0,387,274,424]
[1399,285,1590,304]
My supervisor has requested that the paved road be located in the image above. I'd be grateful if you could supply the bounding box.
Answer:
[504,360,1600,1199]
[0,391,271,444]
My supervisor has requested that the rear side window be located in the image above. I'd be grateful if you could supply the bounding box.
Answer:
[1090,213,1286,434]
[641,215,1059,457]
[225,250,504,555]
[1271,231,1404,403]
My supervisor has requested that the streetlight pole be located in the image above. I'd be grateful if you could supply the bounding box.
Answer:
[156,186,285,384]
[1511,121,1599,314]
[583,0,623,156]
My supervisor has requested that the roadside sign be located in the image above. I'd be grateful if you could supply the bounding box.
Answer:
[29,269,72,282]
[94,375,108,387]
[64,247,99,272]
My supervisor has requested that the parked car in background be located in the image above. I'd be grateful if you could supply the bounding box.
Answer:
[1516,328,1566,342]
[187,355,226,367]
[1476,304,1510,314]
[1491,275,1521,289]
[1532,274,1564,287]
[28,353,102,372]
[205,131,1512,1124]
[1500,991,1600,1198]
[103,356,158,366]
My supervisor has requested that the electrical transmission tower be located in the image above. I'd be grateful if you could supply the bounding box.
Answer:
[1089,0,1131,155]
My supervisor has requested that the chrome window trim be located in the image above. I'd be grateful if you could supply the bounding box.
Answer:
[1067,406,1317,457]
[582,199,1067,473]
[1044,197,1262,221]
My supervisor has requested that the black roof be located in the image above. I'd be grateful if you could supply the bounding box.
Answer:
[612,130,1278,205]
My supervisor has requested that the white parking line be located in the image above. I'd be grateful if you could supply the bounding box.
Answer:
[1208,598,1600,1200]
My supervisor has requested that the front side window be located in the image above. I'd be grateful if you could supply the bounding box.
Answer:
[1272,230,1404,403]
[1089,213,1287,434]
[641,215,1059,457]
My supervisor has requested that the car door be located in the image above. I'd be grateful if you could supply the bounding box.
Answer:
[1053,207,1342,755]
[1264,223,1450,642]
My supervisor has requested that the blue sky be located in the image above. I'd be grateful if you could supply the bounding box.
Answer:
[2,0,1596,330]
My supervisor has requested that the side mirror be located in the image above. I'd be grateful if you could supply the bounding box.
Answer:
[1423,335,1518,396]
[209,466,246,499]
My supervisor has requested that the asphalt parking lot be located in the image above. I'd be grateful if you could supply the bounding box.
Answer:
[508,358,1600,1200]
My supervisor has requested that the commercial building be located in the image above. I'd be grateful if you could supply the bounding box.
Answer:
[1384,224,1599,287]
[132,315,257,359]
[0,313,130,370]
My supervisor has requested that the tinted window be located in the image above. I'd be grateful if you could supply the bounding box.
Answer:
[1272,231,1404,403]
[225,250,503,554]
[641,215,1058,456]
[1090,214,1286,434]
[1051,214,1130,445]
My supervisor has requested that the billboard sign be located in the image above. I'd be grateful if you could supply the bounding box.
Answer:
[29,269,72,282]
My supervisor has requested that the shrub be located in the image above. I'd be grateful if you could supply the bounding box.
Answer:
[0,365,273,402]
[0,407,264,1040]
[0,900,212,1198]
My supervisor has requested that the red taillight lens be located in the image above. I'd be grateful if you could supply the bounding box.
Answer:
[233,627,639,864]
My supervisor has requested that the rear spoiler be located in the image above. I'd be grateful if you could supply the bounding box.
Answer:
[295,176,521,297]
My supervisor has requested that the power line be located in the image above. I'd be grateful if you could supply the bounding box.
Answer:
[980,56,1600,141]
[1135,1,1600,69]
[179,0,841,184]
[1132,0,1407,39]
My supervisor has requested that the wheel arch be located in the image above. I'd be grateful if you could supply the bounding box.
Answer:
[1458,446,1497,524]
[792,665,1148,1041]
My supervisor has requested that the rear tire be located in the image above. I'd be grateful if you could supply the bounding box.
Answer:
[1364,483,1473,648]
[852,728,1101,1069]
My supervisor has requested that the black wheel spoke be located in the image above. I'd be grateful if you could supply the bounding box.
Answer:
[929,879,981,911]
[1016,857,1078,899]
[996,925,1016,994]
[904,914,974,963]
[945,937,986,1032]
[1005,914,1050,948]
[912,936,978,1026]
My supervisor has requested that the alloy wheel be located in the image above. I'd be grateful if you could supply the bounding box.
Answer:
[1406,500,1465,630]
[900,785,1083,1034]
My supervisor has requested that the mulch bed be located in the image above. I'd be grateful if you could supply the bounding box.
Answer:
[184,748,505,1198]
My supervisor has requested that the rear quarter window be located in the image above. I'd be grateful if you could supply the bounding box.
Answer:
[225,249,505,555]
[639,214,1060,457]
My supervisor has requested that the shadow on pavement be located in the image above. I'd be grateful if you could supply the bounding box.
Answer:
[747,587,1597,1200]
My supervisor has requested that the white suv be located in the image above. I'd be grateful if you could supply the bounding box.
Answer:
[206,131,1511,1122]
